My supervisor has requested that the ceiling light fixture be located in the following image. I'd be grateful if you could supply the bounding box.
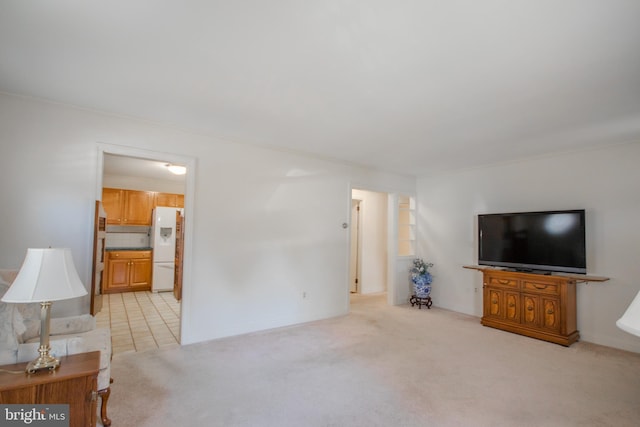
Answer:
[166,164,187,175]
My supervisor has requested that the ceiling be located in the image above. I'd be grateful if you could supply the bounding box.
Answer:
[1,1,639,177]
[103,154,186,182]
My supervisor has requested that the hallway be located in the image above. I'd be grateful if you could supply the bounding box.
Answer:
[96,291,180,355]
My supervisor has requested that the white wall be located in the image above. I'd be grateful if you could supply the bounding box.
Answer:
[417,142,640,353]
[0,93,415,341]
[351,189,387,294]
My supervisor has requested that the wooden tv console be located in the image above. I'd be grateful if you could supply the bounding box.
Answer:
[464,266,608,346]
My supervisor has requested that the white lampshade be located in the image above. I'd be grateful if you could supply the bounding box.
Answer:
[616,290,640,337]
[1,248,88,303]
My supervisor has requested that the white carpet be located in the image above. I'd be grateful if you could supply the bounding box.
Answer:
[106,294,640,426]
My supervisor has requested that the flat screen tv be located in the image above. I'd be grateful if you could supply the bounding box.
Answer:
[478,209,586,274]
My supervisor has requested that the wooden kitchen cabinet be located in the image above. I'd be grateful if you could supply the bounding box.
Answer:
[102,188,124,225]
[104,250,152,293]
[123,190,155,225]
[0,352,100,427]
[155,192,184,208]
[102,188,155,226]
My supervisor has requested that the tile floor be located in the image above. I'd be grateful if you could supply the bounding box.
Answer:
[95,291,181,355]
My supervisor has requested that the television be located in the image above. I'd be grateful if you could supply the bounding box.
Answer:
[478,209,586,274]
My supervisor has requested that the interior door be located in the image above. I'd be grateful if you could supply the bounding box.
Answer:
[90,201,106,315]
[349,200,361,293]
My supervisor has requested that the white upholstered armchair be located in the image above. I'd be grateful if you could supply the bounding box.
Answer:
[0,269,113,426]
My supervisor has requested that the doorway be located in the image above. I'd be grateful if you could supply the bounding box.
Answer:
[349,189,388,300]
[96,143,195,348]
[349,199,361,293]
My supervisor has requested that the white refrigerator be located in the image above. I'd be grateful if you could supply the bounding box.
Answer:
[151,207,181,292]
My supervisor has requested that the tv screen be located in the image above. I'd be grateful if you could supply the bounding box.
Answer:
[478,210,586,274]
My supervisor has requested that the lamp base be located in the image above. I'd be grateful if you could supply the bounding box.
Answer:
[24,301,60,374]
[26,353,60,374]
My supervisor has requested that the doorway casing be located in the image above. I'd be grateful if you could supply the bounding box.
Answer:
[348,187,407,306]
[349,199,361,293]
[95,143,196,345]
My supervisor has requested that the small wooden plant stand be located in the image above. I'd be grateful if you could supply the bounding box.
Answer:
[410,295,432,309]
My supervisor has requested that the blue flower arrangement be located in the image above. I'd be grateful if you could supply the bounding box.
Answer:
[410,258,433,298]
[410,258,433,282]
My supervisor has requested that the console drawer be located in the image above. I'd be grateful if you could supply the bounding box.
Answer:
[486,276,518,289]
[522,280,559,295]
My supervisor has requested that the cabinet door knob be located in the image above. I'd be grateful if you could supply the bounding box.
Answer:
[491,300,498,304]
[527,306,534,311]
[508,303,515,307]
[547,309,554,314]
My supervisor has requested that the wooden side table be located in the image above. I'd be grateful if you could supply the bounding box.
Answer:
[0,351,100,427]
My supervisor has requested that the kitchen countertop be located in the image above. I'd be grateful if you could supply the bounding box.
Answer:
[105,247,153,251]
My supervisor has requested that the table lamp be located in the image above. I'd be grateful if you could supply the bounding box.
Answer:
[616,290,640,338]
[1,248,88,373]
